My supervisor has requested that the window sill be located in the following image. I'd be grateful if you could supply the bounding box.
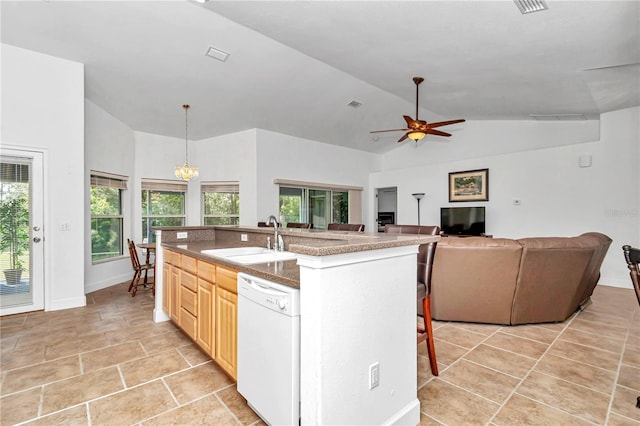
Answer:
[92,255,129,265]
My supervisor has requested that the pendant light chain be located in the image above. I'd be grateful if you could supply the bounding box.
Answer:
[175,103,199,181]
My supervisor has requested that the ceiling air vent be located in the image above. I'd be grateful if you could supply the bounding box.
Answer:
[205,46,230,62]
[347,100,362,108]
[514,0,548,14]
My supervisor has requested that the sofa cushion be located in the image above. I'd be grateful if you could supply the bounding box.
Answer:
[431,237,523,325]
[511,235,598,324]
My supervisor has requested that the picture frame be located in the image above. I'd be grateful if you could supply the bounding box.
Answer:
[448,168,489,202]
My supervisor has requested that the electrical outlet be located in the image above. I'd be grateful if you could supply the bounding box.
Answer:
[177,232,188,239]
[241,234,248,242]
[369,362,380,390]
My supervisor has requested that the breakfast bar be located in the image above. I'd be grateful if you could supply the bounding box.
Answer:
[152,225,439,426]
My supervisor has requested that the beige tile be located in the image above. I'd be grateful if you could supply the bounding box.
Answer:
[104,323,162,345]
[1,355,80,394]
[41,366,123,415]
[418,412,445,426]
[417,378,499,425]
[499,324,560,345]
[578,309,635,328]
[535,353,616,394]
[549,339,621,372]
[568,317,629,340]
[622,346,640,368]
[433,324,487,349]
[176,343,211,366]
[0,387,41,426]
[139,330,192,354]
[618,364,640,392]
[76,317,129,337]
[44,333,111,361]
[23,404,89,426]
[493,393,592,426]
[627,335,640,351]
[607,412,640,426]
[440,359,520,403]
[0,345,46,371]
[559,327,626,354]
[422,339,468,367]
[464,344,536,378]
[13,326,78,351]
[216,386,262,425]
[484,332,549,359]
[142,394,238,425]
[417,355,435,386]
[163,362,233,404]
[610,384,640,422]
[517,371,610,424]
[80,341,147,372]
[450,322,501,337]
[89,380,176,425]
[120,349,189,387]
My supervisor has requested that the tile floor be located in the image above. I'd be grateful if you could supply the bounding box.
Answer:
[1,283,639,425]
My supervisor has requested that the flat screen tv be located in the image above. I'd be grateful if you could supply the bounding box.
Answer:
[440,206,486,236]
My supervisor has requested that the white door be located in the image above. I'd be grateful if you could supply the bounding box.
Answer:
[0,149,45,315]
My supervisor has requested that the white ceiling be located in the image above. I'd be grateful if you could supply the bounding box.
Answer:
[2,1,638,154]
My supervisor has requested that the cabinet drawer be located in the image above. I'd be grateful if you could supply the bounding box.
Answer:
[182,255,197,275]
[180,308,197,340]
[216,266,238,293]
[181,270,197,292]
[197,260,216,283]
[181,286,197,316]
[165,250,179,266]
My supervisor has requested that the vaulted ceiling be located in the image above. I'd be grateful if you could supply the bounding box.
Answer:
[2,1,638,153]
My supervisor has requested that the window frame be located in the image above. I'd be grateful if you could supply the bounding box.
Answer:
[141,179,188,242]
[201,182,240,226]
[90,171,127,263]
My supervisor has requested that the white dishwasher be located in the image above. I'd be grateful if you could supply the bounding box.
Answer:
[237,272,300,426]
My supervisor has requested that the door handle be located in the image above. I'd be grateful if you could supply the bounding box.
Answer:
[33,237,42,243]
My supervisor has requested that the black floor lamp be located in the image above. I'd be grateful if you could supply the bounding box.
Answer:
[412,193,425,225]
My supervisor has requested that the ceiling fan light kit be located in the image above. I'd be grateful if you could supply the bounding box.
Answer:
[370,77,465,144]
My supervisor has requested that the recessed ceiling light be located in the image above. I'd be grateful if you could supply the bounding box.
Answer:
[205,46,230,62]
[513,0,548,14]
[530,114,587,121]
[347,100,362,108]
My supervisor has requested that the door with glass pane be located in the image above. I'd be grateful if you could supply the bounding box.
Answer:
[0,150,44,315]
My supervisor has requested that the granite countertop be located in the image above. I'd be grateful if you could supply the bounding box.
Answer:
[161,240,302,288]
[160,227,439,288]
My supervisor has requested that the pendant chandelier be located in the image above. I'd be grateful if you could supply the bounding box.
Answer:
[175,104,199,181]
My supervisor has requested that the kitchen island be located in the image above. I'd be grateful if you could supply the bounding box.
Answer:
[153,226,439,426]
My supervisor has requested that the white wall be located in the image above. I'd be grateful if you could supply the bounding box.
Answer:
[1,44,86,310]
[84,100,136,292]
[255,129,380,227]
[370,107,639,288]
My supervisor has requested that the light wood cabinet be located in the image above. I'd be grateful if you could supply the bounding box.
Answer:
[162,250,238,380]
[197,278,215,356]
[216,285,238,379]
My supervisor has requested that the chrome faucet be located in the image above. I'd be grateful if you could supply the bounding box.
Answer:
[266,215,281,251]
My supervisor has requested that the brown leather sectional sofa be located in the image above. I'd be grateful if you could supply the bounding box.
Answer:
[430,232,612,325]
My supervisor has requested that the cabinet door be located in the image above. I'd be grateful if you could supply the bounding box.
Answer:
[216,286,237,380]
[197,278,215,357]
[170,267,180,323]
[162,263,171,314]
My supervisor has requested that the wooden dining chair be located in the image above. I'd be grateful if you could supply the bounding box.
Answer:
[127,239,155,297]
[286,222,312,229]
[622,245,640,409]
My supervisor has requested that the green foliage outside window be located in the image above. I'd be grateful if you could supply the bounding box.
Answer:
[279,194,302,225]
[142,190,186,242]
[91,186,123,261]
[203,192,239,225]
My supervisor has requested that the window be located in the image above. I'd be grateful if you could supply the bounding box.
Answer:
[202,182,240,225]
[141,180,187,242]
[90,172,127,262]
[276,180,361,230]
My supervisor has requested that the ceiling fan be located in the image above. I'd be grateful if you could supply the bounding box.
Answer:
[371,77,465,143]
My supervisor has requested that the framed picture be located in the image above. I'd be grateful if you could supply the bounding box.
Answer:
[448,168,489,202]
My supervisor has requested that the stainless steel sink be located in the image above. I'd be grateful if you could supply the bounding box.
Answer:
[201,247,297,264]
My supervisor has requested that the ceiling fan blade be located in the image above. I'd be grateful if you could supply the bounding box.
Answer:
[428,119,466,129]
[370,128,410,133]
[397,133,409,143]
[403,115,417,127]
[426,129,452,137]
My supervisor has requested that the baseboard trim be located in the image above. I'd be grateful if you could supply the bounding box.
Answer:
[383,398,420,426]
[48,296,86,311]
[85,273,131,294]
